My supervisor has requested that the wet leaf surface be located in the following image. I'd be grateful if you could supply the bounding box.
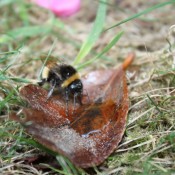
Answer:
[11,65,129,168]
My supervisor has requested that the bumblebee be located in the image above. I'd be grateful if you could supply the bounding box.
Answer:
[38,59,83,113]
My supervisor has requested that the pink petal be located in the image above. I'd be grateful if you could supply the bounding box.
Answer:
[33,0,80,17]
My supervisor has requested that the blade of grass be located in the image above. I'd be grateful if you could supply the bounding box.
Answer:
[0,74,37,84]
[38,39,57,79]
[0,0,15,7]
[73,0,107,65]
[8,77,37,83]
[0,50,20,55]
[63,157,80,175]
[40,164,71,175]
[56,155,74,175]
[147,94,162,115]
[7,26,51,38]
[76,31,123,70]
[0,25,51,43]
[0,130,59,157]
[105,1,175,31]
[0,90,14,111]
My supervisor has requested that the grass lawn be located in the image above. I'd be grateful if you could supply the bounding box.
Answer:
[0,0,175,174]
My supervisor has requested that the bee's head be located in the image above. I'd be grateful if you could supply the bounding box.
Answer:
[68,79,83,95]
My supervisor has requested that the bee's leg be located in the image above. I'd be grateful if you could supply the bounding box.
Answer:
[65,89,69,116]
[46,80,56,100]
[72,93,77,114]
[83,89,90,104]
[72,93,83,115]
[38,78,47,86]
[77,93,83,105]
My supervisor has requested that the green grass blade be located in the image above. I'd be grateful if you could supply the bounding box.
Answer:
[8,77,34,83]
[0,74,36,83]
[0,90,14,110]
[40,164,70,175]
[105,1,175,31]
[77,31,123,70]
[0,0,15,7]
[8,25,51,38]
[0,25,51,43]
[0,50,20,55]
[147,95,162,115]
[38,39,57,79]
[73,0,107,65]
[56,155,74,175]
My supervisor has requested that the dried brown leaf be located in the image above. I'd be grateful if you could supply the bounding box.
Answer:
[10,54,134,168]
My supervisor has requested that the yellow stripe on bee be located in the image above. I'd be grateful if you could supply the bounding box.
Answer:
[61,73,80,88]
[42,66,50,79]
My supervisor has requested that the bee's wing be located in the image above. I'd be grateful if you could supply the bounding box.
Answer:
[40,55,59,65]
[49,63,62,79]
[40,55,62,75]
